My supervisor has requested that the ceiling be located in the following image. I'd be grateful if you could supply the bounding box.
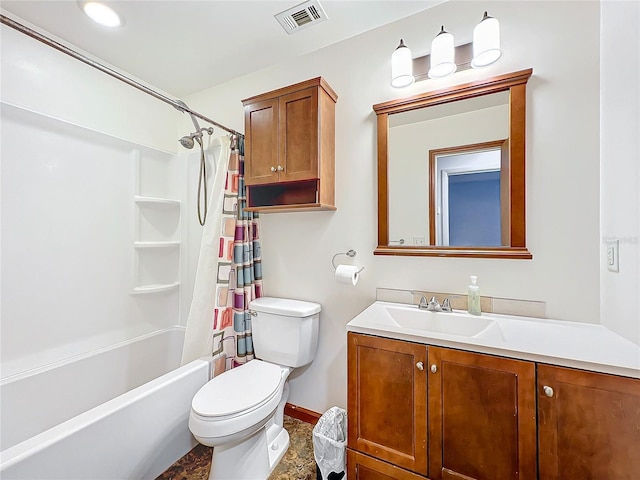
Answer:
[1,0,443,98]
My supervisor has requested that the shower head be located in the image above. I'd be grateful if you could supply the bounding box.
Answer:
[179,135,195,149]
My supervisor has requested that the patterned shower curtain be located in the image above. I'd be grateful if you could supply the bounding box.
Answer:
[211,135,263,371]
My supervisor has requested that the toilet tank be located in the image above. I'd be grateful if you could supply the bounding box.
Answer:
[249,297,321,368]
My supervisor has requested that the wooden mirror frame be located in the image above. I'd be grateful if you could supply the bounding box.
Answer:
[374,68,533,259]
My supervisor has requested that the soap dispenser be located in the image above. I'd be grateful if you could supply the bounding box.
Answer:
[468,276,481,316]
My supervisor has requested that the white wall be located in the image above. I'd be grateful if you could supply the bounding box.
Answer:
[600,0,640,345]
[185,1,602,413]
[0,21,184,377]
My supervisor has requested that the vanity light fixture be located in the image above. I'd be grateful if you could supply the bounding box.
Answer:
[81,2,122,28]
[428,26,457,79]
[391,39,415,88]
[391,11,503,86]
[472,11,502,68]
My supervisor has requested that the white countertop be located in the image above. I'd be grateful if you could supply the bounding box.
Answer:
[346,301,640,379]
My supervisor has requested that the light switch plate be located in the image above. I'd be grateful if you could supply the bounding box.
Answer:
[606,240,619,272]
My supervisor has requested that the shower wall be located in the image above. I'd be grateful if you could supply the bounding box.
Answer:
[1,22,185,378]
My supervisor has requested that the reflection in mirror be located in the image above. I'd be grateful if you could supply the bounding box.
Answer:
[388,92,509,248]
[430,139,508,246]
[374,68,533,259]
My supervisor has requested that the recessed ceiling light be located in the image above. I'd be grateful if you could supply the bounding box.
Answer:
[82,2,122,28]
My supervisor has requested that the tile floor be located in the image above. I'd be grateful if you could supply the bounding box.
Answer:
[156,416,316,480]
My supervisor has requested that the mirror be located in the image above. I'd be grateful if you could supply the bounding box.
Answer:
[374,69,533,258]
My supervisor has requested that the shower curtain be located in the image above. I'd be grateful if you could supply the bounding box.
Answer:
[181,135,263,372]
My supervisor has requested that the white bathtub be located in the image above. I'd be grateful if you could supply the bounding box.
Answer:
[0,327,210,479]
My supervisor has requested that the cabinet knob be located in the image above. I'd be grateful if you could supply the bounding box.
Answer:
[270,166,277,172]
[416,362,424,371]
[276,165,284,172]
[543,385,554,398]
[430,364,438,374]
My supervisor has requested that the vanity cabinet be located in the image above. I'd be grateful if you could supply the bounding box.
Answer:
[347,333,537,480]
[242,77,337,212]
[347,449,427,480]
[428,347,537,480]
[347,333,428,475]
[537,364,640,479]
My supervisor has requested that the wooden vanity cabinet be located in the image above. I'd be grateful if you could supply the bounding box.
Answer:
[428,347,537,480]
[348,449,427,480]
[347,333,537,480]
[242,77,337,212]
[537,364,640,480]
[347,332,428,475]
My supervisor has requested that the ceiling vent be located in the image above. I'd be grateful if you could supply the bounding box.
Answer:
[275,0,328,34]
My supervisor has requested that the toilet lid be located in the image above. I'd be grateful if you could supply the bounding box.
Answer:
[192,360,283,418]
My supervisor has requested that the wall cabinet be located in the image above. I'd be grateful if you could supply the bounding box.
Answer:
[537,364,640,479]
[242,77,337,212]
[347,332,638,480]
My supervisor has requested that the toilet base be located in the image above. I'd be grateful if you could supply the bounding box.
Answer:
[208,422,290,480]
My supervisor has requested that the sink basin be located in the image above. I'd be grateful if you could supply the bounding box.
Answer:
[385,306,494,337]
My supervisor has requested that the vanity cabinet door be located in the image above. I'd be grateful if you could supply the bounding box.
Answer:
[347,333,428,475]
[347,449,427,480]
[537,364,640,480]
[428,347,537,480]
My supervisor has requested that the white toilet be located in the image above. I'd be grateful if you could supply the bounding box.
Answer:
[188,297,321,480]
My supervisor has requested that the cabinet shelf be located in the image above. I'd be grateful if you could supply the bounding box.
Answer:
[131,282,180,295]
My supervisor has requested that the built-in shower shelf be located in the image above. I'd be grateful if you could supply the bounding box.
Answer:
[131,282,180,295]
[134,241,180,248]
[132,151,181,298]
[134,195,180,207]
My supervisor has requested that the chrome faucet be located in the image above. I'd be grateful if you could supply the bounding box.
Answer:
[415,294,430,310]
[411,291,460,312]
[411,291,442,311]
[426,296,442,311]
[441,295,461,312]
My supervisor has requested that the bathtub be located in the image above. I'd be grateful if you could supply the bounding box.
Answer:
[0,327,210,479]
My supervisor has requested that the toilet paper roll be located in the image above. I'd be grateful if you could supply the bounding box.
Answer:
[335,264,360,286]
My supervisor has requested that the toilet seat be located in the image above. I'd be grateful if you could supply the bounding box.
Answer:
[192,360,284,419]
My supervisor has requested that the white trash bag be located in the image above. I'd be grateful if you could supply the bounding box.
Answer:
[313,406,347,480]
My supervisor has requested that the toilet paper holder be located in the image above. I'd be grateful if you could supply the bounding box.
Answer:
[332,250,365,274]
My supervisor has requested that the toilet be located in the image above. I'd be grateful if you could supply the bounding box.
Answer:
[188,297,321,480]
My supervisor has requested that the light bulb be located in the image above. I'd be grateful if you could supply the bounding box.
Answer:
[428,26,457,79]
[472,12,502,68]
[391,39,415,88]
[82,2,122,28]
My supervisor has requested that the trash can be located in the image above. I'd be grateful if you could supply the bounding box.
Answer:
[313,406,347,480]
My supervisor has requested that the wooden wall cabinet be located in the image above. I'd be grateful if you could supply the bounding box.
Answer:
[537,364,640,480]
[242,77,337,212]
[347,333,536,480]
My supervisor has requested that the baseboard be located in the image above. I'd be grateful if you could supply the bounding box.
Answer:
[285,403,322,425]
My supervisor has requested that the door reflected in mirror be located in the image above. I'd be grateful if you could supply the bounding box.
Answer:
[430,139,508,247]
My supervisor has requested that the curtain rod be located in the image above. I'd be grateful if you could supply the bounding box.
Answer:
[0,14,243,138]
